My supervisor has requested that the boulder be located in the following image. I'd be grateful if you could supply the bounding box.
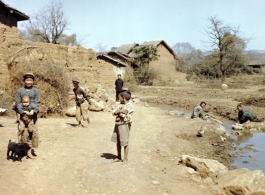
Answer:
[232,124,244,130]
[221,84,228,90]
[197,126,206,137]
[106,98,116,109]
[100,94,109,102]
[0,108,6,116]
[65,106,76,117]
[95,84,106,96]
[89,98,105,111]
[180,155,228,179]
[216,125,230,137]
[216,168,265,195]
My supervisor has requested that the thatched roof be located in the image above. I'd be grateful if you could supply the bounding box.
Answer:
[114,43,139,55]
[248,60,265,66]
[107,51,132,62]
[141,40,178,60]
[97,54,128,67]
[0,1,29,21]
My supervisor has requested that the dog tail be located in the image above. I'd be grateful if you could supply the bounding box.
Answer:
[9,139,11,143]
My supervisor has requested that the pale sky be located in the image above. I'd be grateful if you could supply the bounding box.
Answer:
[4,0,265,52]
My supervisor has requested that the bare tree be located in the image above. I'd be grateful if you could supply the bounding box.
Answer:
[205,16,249,81]
[24,1,69,44]
[94,43,107,53]
[59,33,78,46]
[172,42,204,72]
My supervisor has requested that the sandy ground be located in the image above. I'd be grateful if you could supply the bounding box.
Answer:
[1,83,264,195]
[0,101,233,195]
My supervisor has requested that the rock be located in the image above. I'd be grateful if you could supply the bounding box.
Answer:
[232,131,243,136]
[106,98,116,107]
[220,135,226,141]
[144,102,149,107]
[65,106,76,117]
[216,125,230,137]
[181,155,228,179]
[95,84,106,95]
[203,177,213,184]
[0,108,6,116]
[187,167,197,175]
[100,94,109,102]
[216,168,265,195]
[168,111,175,115]
[89,98,105,111]
[91,94,100,102]
[133,98,140,104]
[151,181,160,185]
[197,126,206,137]
[221,84,228,90]
[232,124,244,130]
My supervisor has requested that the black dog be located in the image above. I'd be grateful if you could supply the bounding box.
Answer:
[7,140,37,161]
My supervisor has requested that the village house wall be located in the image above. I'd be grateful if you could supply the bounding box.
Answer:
[149,44,186,81]
[0,39,120,93]
[107,53,129,65]
[97,59,126,87]
[0,8,18,43]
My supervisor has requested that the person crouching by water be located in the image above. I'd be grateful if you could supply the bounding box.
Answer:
[191,101,207,120]
[72,79,90,127]
[237,104,264,124]
[111,91,134,164]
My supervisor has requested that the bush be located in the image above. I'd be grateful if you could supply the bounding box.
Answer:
[123,66,136,84]
[185,74,192,81]
[124,83,139,92]
[6,46,70,114]
[133,66,159,85]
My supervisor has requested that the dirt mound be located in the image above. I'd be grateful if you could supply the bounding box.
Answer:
[242,97,265,108]
[5,46,70,114]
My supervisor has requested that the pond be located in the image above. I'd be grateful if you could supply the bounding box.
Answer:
[148,102,265,173]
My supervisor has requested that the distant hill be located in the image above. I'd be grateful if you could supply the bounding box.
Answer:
[245,50,265,54]
[203,50,265,56]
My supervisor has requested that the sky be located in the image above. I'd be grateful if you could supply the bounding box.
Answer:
[4,0,265,52]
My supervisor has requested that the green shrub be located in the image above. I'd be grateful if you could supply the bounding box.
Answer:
[134,66,159,85]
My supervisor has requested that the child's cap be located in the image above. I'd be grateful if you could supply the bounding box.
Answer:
[23,73,35,81]
[72,79,80,84]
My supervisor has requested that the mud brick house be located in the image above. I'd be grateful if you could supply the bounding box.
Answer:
[106,40,184,80]
[0,0,29,42]
[96,54,128,78]
[0,1,125,91]
[248,60,265,73]
[0,1,29,88]
[139,40,178,79]
[107,43,139,68]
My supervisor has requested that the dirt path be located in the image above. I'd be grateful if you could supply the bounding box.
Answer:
[0,102,228,195]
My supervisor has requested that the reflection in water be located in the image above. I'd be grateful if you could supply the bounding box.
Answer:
[236,132,253,146]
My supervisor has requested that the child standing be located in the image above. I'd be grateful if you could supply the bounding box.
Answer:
[111,91,134,164]
[17,95,39,151]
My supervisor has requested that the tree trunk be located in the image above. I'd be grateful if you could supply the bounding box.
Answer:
[221,70,226,82]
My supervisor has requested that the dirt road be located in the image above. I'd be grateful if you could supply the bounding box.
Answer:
[0,101,231,195]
